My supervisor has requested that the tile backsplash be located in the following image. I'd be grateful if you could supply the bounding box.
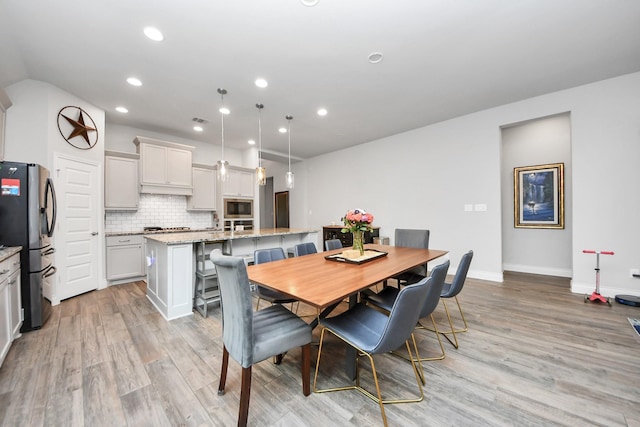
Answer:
[105,194,214,233]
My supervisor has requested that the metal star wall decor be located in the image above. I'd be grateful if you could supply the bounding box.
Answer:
[57,105,99,149]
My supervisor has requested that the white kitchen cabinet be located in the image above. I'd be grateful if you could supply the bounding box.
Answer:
[7,269,21,339]
[106,235,145,282]
[105,151,139,210]
[187,164,216,211]
[222,167,255,198]
[0,280,10,366]
[133,136,195,195]
[0,252,20,367]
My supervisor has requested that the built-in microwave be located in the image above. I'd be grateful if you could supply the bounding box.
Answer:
[224,198,253,218]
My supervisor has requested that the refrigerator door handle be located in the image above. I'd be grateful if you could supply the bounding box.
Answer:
[43,177,57,238]
[43,265,57,279]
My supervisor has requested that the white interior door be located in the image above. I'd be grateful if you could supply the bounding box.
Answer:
[54,155,101,302]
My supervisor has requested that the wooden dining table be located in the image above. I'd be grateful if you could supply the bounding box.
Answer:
[248,244,448,311]
[247,244,448,377]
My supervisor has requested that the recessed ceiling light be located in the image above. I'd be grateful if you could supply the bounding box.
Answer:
[300,0,319,6]
[255,78,268,88]
[143,27,164,41]
[115,106,128,113]
[279,127,287,133]
[317,108,328,116]
[248,139,256,145]
[193,126,203,132]
[127,77,142,86]
[219,107,230,115]
[368,52,384,64]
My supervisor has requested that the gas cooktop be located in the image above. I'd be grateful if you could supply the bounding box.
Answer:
[143,226,191,233]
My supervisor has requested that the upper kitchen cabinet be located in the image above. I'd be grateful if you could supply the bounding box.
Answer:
[133,136,194,195]
[187,164,216,211]
[221,167,255,198]
[105,151,139,210]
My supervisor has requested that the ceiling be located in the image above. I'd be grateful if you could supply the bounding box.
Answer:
[1,0,639,160]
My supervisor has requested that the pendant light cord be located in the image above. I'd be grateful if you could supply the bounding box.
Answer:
[287,115,293,172]
[257,104,263,167]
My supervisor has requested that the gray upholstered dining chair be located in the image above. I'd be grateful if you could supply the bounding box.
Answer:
[392,228,430,286]
[210,250,312,427]
[293,242,317,256]
[253,247,299,312]
[313,277,432,427]
[438,250,473,348]
[365,260,450,366]
[324,238,343,251]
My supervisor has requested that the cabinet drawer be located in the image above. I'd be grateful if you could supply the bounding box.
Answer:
[0,253,20,280]
[106,235,144,247]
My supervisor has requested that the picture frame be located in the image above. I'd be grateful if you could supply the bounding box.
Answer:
[514,163,564,229]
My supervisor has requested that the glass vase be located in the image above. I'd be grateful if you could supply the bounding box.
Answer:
[352,230,364,256]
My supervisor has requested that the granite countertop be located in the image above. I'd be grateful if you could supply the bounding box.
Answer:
[105,228,222,237]
[0,246,22,263]
[144,228,318,245]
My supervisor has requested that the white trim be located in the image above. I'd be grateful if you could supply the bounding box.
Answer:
[503,263,572,278]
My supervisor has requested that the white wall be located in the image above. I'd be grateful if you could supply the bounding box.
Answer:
[501,113,572,277]
[4,79,105,167]
[104,123,246,167]
[295,72,640,296]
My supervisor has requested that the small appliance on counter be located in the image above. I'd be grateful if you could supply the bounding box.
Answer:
[0,161,57,332]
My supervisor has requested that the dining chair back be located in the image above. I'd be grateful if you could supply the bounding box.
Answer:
[211,250,312,427]
[293,242,317,256]
[314,277,432,427]
[393,228,430,284]
[324,239,343,251]
[439,250,473,348]
[365,260,450,364]
[253,247,298,311]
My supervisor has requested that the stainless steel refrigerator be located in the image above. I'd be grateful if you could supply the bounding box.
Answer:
[0,161,57,332]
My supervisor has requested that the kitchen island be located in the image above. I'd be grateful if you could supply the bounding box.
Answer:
[144,228,319,320]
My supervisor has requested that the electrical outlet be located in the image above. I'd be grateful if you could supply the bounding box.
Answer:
[464,204,473,212]
[631,268,640,278]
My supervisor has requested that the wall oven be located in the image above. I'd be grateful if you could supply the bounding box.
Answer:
[224,198,253,218]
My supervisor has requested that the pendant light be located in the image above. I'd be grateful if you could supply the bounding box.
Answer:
[217,88,230,182]
[285,115,294,189]
[255,103,266,186]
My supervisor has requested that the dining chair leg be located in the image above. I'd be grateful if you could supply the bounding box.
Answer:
[239,366,252,427]
[301,343,311,396]
[441,299,460,349]
[218,346,229,395]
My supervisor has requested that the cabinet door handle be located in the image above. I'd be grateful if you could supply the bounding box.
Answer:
[0,269,9,275]
[118,239,131,243]
[8,278,16,286]
[91,232,99,236]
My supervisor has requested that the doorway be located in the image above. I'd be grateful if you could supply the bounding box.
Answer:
[275,191,290,228]
[259,177,274,228]
[53,154,102,303]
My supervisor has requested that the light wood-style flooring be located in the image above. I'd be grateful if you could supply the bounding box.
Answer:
[1,272,639,426]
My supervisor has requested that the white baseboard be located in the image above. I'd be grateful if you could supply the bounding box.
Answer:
[571,280,640,298]
[468,270,503,283]
[503,263,572,278]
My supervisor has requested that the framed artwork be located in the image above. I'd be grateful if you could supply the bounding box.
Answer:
[514,163,564,229]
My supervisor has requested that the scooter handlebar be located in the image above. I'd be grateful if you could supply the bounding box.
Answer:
[582,250,614,255]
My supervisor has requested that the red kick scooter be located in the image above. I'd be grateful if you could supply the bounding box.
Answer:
[583,249,614,306]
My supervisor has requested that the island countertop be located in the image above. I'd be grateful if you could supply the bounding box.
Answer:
[143,228,318,245]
